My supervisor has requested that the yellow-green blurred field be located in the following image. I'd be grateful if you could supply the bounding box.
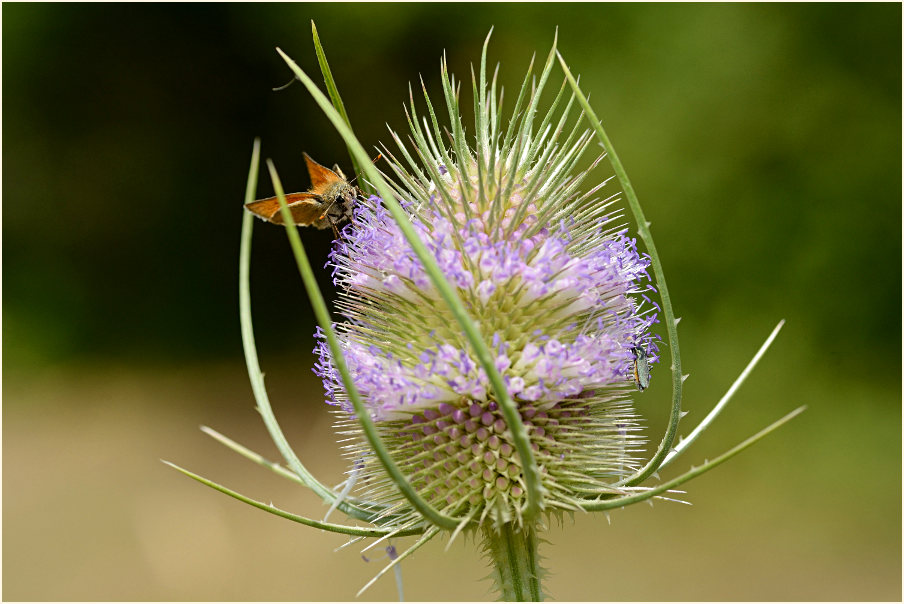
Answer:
[3,3,900,601]
[4,334,900,600]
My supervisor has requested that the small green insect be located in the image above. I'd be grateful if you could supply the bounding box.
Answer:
[631,346,652,391]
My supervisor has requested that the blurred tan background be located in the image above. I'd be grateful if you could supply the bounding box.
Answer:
[3,3,900,601]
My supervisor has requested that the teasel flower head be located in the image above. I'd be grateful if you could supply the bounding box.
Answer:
[167,25,802,602]
[312,37,660,533]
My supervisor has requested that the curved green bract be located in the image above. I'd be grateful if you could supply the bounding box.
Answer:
[660,320,786,470]
[164,460,425,538]
[200,425,396,519]
[556,53,683,487]
[201,425,307,485]
[264,159,461,531]
[275,46,546,523]
[580,406,806,511]
[239,140,377,523]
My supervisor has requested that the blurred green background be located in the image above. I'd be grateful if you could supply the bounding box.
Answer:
[3,3,900,601]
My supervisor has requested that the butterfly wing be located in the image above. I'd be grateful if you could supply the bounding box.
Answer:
[244,192,324,225]
[302,152,341,194]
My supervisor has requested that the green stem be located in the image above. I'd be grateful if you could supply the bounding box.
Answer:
[556,53,682,487]
[482,523,543,601]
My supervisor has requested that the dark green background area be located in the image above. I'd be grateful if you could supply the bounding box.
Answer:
[4,3,900,371]
[3,3,901,601]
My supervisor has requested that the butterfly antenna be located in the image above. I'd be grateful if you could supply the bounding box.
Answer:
[347,152,383,186]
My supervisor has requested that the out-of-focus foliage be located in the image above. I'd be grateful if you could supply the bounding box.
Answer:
[4,3,900,378]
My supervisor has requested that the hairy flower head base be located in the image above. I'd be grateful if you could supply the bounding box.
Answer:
[313,56,660,529]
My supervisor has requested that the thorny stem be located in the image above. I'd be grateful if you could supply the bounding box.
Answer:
[482,523,544,601]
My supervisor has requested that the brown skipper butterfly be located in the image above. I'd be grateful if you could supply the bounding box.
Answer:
[245,152,359,235]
